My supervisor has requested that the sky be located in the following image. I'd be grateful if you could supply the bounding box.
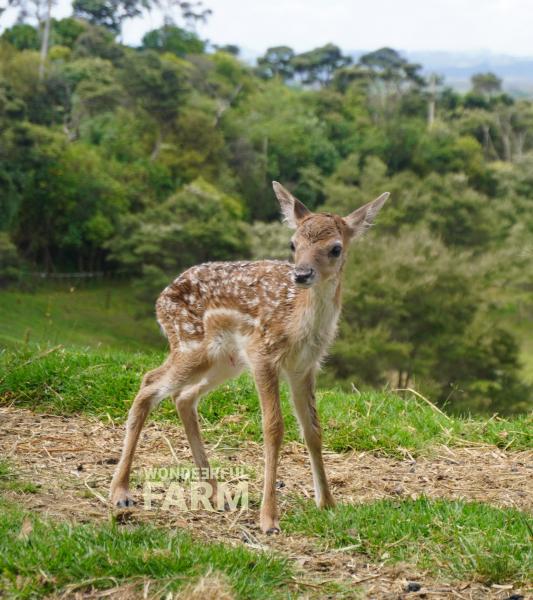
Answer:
[1,0,533,57]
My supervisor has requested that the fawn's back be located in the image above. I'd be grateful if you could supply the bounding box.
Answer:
[156,259,340,372]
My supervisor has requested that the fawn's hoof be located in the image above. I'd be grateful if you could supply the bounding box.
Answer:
[266,527,280,535]
[116,498,135,508]
[111,487,135,508]
[260,512,280,534]
[318,496,336,510]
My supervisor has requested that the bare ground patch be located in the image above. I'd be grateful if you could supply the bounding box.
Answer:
[1,406,531,599]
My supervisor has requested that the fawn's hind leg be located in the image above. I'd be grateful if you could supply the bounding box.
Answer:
[110,352,196,507]
[173,359,242,503]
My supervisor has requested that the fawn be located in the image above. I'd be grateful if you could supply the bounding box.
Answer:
[110,182,389,534]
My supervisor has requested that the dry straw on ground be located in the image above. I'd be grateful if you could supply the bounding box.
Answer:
[1,406,531,599]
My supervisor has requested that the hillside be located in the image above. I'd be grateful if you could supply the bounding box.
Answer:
[2,16,533,415]
[0,341,531,598]
[0,282,164,351]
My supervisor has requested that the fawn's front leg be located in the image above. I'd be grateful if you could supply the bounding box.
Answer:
[288,370,335,509]
[253,362,284,534]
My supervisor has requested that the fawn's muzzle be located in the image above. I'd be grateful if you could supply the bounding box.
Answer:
[293,267,316,286]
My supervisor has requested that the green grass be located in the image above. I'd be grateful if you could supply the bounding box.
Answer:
[0,501,292,599]
[1,347,531,455]
[0,283,163,351]
[0,460,40,495]
[283,497,533,585]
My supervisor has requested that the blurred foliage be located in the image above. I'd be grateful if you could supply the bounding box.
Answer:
[325,229,530,414]
[107,178,250,301]
[0,15,531,412]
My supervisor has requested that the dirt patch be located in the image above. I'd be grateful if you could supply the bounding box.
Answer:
[1,406,531,599]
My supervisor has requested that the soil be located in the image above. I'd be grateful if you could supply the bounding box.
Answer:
[1,406,531,599]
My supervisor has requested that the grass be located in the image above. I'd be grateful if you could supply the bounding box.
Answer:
[0,500,292,599]
[2,283,532,597]
[0,282,164,351]
[0,460,40,495]
[283,497,533,585]
[1,346,531,455]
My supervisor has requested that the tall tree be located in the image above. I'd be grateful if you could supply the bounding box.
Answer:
[471,72,502,96]
[38,0,52,79]
[6,0,57,78]
[358,47,425,121]
[142,23,204,56]
[291,43,351,86]
[120,49,189,160]
[256,46,295,81]
[72,0,151,35]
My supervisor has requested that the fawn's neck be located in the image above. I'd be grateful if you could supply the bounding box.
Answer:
[293,277,342,342]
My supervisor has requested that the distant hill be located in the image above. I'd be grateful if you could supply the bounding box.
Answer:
[349,50,533,96]
[241,46,533,97]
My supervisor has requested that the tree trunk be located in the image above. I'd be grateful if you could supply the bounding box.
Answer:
[427,99,435,129]
[38,0,52,81]
[427,74,437,129]
[150,126,163,161]
[514,131,526,159]
[502,132,512,162]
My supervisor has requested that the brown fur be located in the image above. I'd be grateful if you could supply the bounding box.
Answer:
[110,182,388,533]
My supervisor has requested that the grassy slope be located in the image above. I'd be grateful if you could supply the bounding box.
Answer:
[1,347,531,454]
[1,285,532,596]
[284,497,533,584]
[2,282,532,385]
[0,506,292,600]
[0,283,164,352]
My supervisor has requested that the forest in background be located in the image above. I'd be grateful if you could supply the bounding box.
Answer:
[0,0,532,415]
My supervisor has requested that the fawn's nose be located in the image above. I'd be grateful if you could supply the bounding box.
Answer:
[294,266,316,286]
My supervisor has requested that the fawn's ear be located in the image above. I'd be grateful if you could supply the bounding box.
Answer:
[344,192,389,239]
[272,181,311,229]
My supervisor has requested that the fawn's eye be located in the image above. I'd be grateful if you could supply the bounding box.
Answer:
[329,244,342,258]
[289,241,296,252]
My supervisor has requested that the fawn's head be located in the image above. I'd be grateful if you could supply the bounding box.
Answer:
[273,182,389,288]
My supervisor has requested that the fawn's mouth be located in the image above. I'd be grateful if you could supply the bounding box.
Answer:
[293,278,316,289]
[293,266,316,288]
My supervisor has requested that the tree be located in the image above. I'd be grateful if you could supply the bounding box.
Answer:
[471,72,502,96]
[358,47,425,121]
[5,0,57,79]
[119,49,189,160]
[326,228,529,414]
[107,178,250,300]
[71,23,123,61]
[256,46,295,81]
[226,81,339,219]
[291,44,351,86]
[213,44,239,56]
[1,23,40,50]
[142,23,204,56]
[72,0,211,36]
[51,17,88,48]
[6,124,128,270]
[0,47,70,124]
[61,56,123,138]
[72,0,151,35]
[0,232,22,285]
[359,47,424,85]
[176,0,212,30]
